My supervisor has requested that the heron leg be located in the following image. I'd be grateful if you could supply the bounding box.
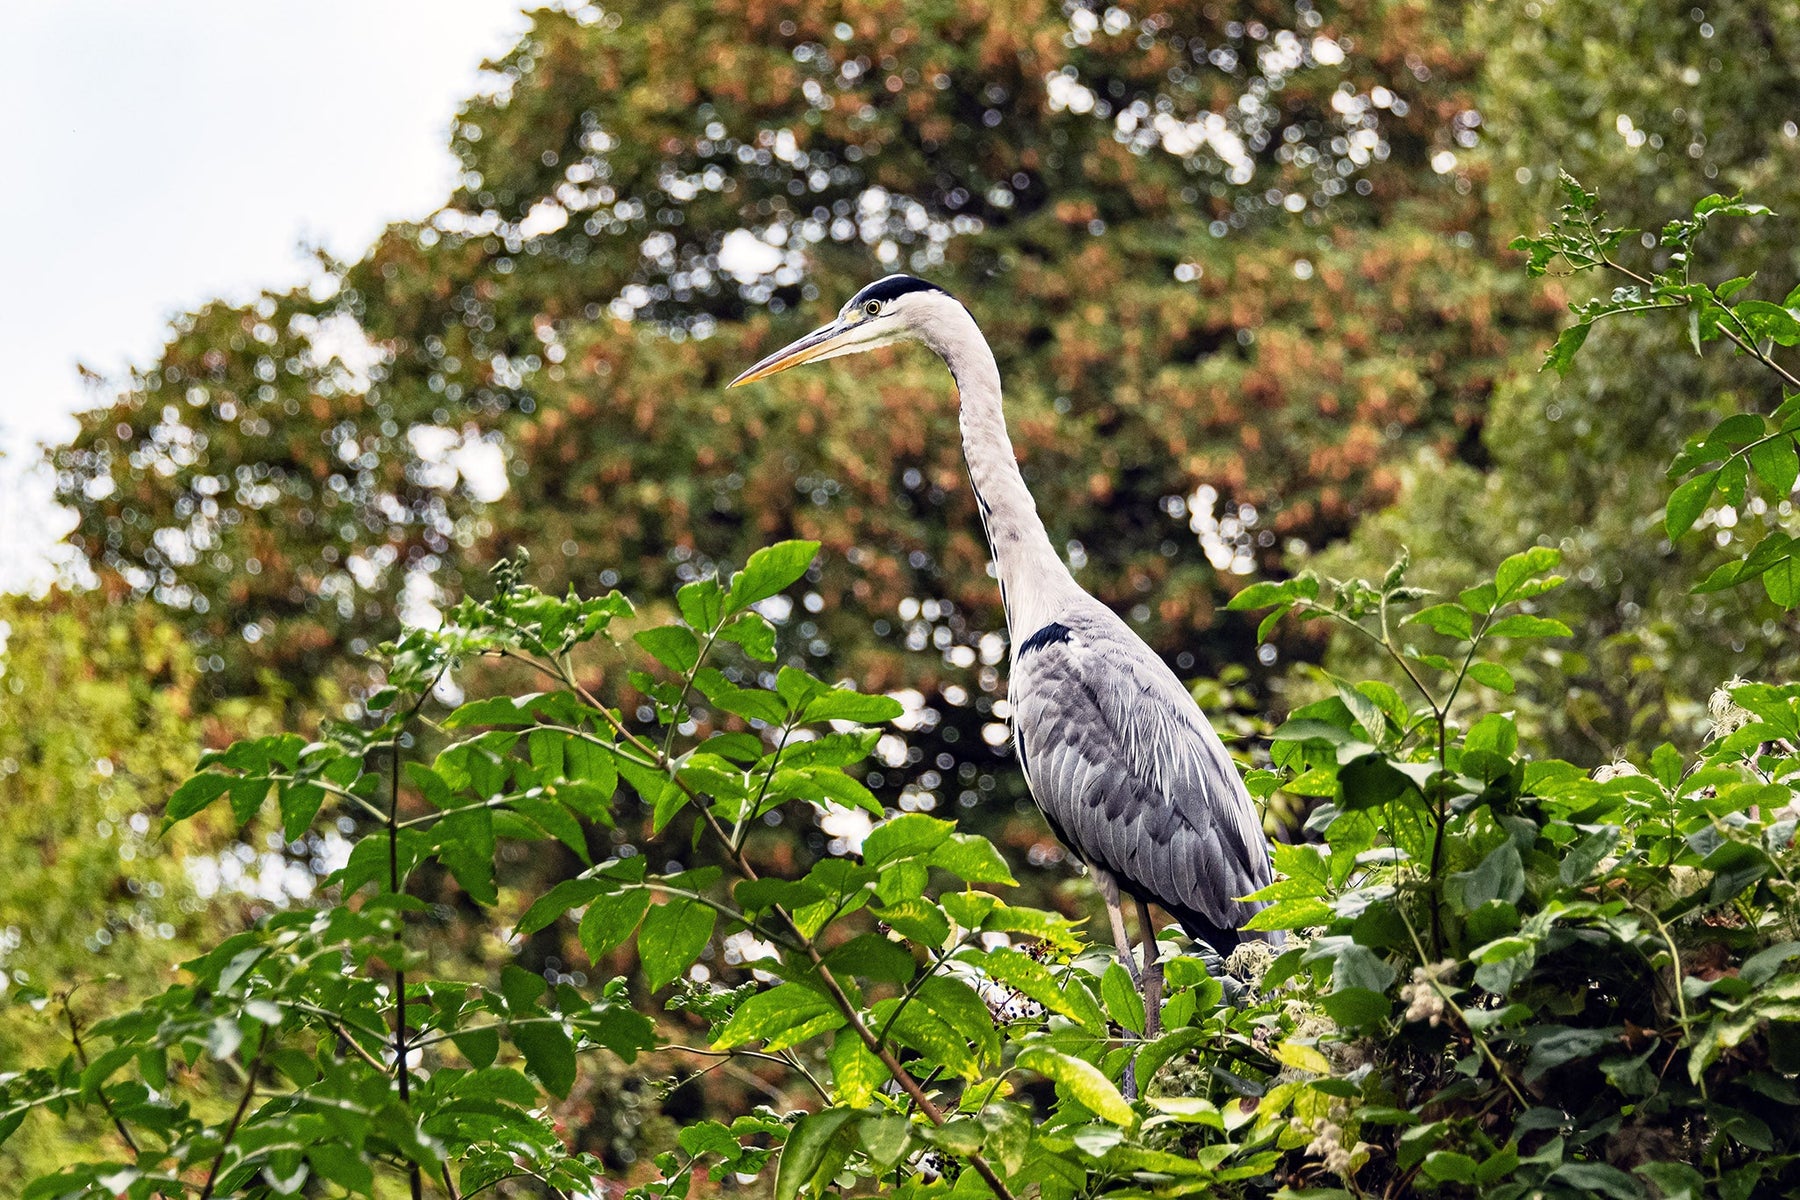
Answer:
[1135,897,1164,1043]
[1093,866,1142,1098]
[1094,874,1137,985]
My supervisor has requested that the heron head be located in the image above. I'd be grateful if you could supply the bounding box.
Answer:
[727,275,948,387]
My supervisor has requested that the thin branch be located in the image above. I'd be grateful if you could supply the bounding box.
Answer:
[386,682,439,1200]
[526,642,1026,1200]
[61,997,139,1158]
[198,1028,268,1200]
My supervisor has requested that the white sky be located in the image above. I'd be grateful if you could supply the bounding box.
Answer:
[0,0,532,592]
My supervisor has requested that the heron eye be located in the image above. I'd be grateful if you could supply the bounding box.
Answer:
[863,300,881,316]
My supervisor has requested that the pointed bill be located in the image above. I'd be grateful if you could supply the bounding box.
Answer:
[727,320,857,388]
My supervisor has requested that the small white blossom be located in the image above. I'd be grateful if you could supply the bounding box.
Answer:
[1592,759,1642,783]
[1398,960,1458,1026]
[1709,677,1751,737]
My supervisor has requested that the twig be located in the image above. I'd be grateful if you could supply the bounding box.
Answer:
[198,1028,268,1200]
[61,996,140,1157]
[547,644,1026,1200]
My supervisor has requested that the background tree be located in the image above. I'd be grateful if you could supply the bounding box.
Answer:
[0,594,236,1177]
[53,1,1524,753]
[1316,0,1800,757]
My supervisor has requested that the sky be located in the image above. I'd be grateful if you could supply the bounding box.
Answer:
[0,0,533,592]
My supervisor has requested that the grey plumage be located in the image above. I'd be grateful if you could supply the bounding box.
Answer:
[728,275,1276,1049]
[1010,602,1271,952]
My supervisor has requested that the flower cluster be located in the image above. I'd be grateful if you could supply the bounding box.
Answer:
[1399,959,1458,1026]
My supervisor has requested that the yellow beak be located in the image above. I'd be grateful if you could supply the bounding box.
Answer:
[727,319,859,388]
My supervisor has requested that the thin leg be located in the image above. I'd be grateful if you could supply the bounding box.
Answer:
[1092,866,1142,1098]
[1094,864,1141,986]
[1105,895,1142,988]
[1136,897,1164,1042]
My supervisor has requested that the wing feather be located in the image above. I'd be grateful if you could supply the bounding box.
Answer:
[1010,605,1272,944]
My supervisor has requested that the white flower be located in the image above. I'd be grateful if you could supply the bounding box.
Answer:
[1398,960,1458,1026]
[1709,677,1751,736]
[1592,759,1642,783]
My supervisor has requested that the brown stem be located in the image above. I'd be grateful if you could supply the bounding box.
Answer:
[62,998,139,1158]
[198,1029,268,1200]
[389,685,437,1200]
[554,655,1022,1200]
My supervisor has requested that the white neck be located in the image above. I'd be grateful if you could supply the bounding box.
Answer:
[912,297,1081,638]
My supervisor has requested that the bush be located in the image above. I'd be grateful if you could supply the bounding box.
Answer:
[5,529,1799,1199]
[7,183,1800,1199]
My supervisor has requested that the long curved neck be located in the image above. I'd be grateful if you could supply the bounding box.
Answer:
[916,299,1080,637]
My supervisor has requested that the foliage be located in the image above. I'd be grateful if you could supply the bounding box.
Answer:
[1313,0,1800,760]
[50,0,1522,752]
[1228,549,1800,1198]
[0,594,232,1180]
[7,533,1800,1198]
[1512,176,1800,609]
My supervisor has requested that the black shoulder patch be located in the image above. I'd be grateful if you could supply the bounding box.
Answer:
[1019,622,1075,654]
[851,274,944,306]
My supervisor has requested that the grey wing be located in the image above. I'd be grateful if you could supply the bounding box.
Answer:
[1011,612,1272,943]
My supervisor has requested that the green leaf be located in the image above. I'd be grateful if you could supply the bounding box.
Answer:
[803,688,904,724]
[874,898,950,948]
[635,626,701,675]
[1461,842,1525,907]
[718,611,779,661]
[863,814,954,868]
[692,668,786,724]
[730,541,821,612]
[828,1029,884,1106]
[1718,274,1757,300]
[1495,546,1561,598]
[1321,986,1392,1028]
[578,887,653,960]
[1735,299,1800,346]
[277,782,325,841]
[914,976,1000,1068]
[1466,662,1515,694]
[1549,1162,1644,1199]
[859,1112,912,1170]
[969,947,1077,1017]
[1224,579,1296,610]
[774,1108,859,1200]
[639,896,718,991]
[166,772,235,822]
[824,934,917,984]
[1560,826,1621,886]
[514,1018,576,1097]
[715,982,844,1052]
[1101,962,1146,1035]
[1750,435,1800,498]
[1766,551,1800,608]
[517,878,604,935]
[451,1025,499,1069]
[1484,614,1572,639]
[1338,754,1417,811]
[1635,1162,1704,1200]
[926,833,1018,885]
[1405,603,1472,640]
[1256,602,1294,642]
[1423,1151,1479,1185]
[1666,470,1717,539]
[1017,1045,1135,1126]
[1543,321,1591,374]
[678,576,726,631]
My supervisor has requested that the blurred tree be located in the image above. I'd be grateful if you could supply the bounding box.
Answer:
[0,595,222,1175]
[52,2,1530,778]
[1314,0,1800,758]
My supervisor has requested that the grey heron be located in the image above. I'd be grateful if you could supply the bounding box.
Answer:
[729,274,1274,1055]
